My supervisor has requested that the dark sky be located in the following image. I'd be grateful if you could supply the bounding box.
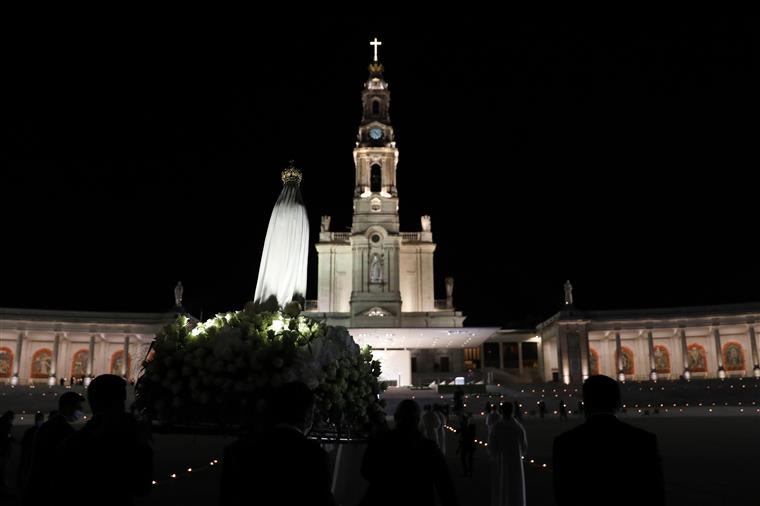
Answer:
[3,16,759,327]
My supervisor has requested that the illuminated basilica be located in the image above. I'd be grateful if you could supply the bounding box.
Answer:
[2,40,758,387]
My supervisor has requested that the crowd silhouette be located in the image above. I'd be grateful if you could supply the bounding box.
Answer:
[553,375,665,506]
[0,374,670,505]
[360,399,458,506]
[221,381,332,506]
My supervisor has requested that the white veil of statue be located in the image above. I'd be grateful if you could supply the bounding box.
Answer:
[254,162,309,307]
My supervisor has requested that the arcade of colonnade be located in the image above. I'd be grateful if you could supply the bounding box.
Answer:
[0,308,175,385]
[538,303,760,384]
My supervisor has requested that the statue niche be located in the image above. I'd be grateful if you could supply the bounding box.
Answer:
[370,253,384,283]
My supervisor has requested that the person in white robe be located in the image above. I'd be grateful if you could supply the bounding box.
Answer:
[419,405,441,447]
[485,403,501,440]
[488,402,528,506]
[434,405,447,455]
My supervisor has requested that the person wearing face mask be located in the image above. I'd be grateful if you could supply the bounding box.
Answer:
[58,374,153,506]
[221,382,334,506]
[23,392,85,505]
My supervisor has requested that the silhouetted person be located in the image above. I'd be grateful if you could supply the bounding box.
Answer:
[221,382,333,506]
[538,400,546,419]
[553,375,666,506]
[420,404,441,447]
[58,374,152,506]
[485,403,500,440]
[25,392,85,505]
[368,410,389,439]
[456,414,477,477]
[18,412,44,490]
[558,398,568,421]
[0,411,15,499]
[453,387,465,413]
[488,402,527,506]
[361,399,458,506]
[513,401,522,422]
[434,405,447,455]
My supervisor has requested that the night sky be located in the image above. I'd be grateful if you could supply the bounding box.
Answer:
[4,17,759,328]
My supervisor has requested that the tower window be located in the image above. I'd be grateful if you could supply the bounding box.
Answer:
[372,100,380,115]
[370,164,382,192]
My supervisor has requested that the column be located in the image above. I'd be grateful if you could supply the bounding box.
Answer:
[59,337,69,384]
[85,335,96,386]
[614,331,624,381]
[49,334,61,386]
[11,333,24,386]
[680,327,690,380]
[559,331,570,384]
[517,342,524,376]
[748,324,759,378]
[580,329,590,380]
[647,330,657,381]
[123,336,130,380]
[537,337,546,381]
[498,340,504,370]
[713,327,725,379]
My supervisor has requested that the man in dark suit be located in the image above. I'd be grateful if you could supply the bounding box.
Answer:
[553,375,666,506]
[361,399,458,506]
[220,382,333,506]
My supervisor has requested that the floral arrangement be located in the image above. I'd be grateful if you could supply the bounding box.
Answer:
[134,301,386,434]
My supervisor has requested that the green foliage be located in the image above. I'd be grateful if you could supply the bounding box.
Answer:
[134,304,386,433]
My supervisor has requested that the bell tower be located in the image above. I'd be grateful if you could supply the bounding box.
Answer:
[315,39,443,326]
[348,39,402,326]
[352,43,399,234]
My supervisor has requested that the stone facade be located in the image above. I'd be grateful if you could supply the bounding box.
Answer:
[538,302,760,383]
[309,59,461,330]
[305,55,499,385]
[0,308,177,385]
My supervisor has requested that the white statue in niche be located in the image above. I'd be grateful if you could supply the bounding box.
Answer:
[370,253,384,283]
[321,215,331,232]
[421,215,431,232]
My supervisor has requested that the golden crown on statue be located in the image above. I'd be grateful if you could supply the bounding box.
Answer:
[281,161,303,185]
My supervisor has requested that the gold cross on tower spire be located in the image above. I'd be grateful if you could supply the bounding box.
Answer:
[370,37,382,62]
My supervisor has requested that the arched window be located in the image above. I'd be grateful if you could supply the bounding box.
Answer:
[110,351,132,378]
[686,343,707,373]
[0,347,13,378]
[617,346,635,376]
[71,350,89,378]
[372,100,380,115]
[31,348,53,379]
[722,341,745,371]
[589,348,600,375]
[653,345,670,374]
[370,164,382,192]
